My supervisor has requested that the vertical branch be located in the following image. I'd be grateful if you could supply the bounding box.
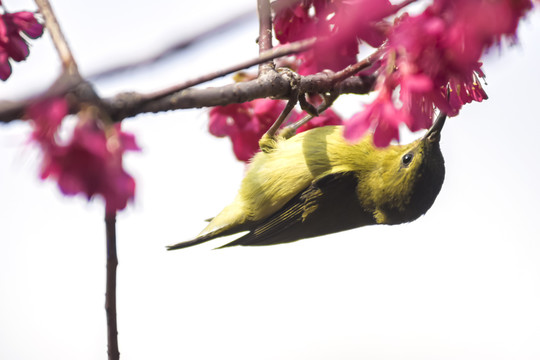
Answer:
[105,213,120,360]
[34,0,79,75]
[257,0,274,75]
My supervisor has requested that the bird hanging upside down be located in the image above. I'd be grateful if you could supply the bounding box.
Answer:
[167,112,446,250]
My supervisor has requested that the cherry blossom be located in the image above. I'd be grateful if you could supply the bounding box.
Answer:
[296,107,343,133]
[27,100,140,215]
[344,84,409,147]
[27,98,69,142]
[209,97,344,161]
[209,99,300,161]
[344,0,533,145]
[273,0,398,75]
[0,9,43,80]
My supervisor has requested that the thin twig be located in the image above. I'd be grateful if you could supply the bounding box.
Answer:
[257,0,274,75]
[332,45,386,84]
[105,213,120,360]
[34,0,79,76]
[141,37,316,101]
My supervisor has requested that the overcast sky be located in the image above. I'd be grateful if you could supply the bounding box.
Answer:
[1,1,539,360]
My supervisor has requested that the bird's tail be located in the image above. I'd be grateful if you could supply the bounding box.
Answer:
[166,222,252,251]
[167,201,254,250]
[166,232,219,250]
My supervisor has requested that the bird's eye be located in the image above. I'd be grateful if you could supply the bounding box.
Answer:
[402,153,414,166]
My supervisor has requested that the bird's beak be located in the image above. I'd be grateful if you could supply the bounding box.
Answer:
[424,112,447,143]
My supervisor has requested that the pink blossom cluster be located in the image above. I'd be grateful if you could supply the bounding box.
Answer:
[0,2,43,80]
[209,97,342,162]
[27,99,140,215]
[274,0,397,75]
[273,0,534,147]
[346,0,532,146]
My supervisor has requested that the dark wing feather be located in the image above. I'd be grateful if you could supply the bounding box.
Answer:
[218,172,376,248]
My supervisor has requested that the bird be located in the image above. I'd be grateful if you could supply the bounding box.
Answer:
[167,112,446,250]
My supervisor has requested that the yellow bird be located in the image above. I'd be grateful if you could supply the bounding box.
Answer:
[168,112,446,250]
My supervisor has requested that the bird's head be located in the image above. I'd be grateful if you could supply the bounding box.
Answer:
[359,112,447,224]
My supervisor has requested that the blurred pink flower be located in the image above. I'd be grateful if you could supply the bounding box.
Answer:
[274,1,315,44]
[0,10,43,80]
[297,107,343,133]
[209,96,344,161]
[331,0,394,48]
[26,98,69,142]
[40,120,140,215]
[27,100,140,215]
[209,99,300,162]
[294,94,344,132]
[273,0,398,75]
[344,85,409,147]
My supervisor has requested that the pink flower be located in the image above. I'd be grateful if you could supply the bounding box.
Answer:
[40,120,140,215]
[0,47,12,81]
[447,72,488,111]
[385,0,529,120]
[293,94,344,132]
[331,0,395,48]
[26,98,69,142]
[208,102,251,137]
[209,96,344,161]
[273,0,398,75]
[357,1,501,137]
[296,36,360,75]
[274,0,353,75]
[297,107,343,133]
[209,99,300,162]
[398,72,435,131]
[26,100,140,215]
[344,86,409,147]
[274,1,315,44]
[0,10,43,80]
[8,11,44,38]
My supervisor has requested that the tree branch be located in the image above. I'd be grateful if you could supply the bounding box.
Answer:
[0,64,374,124]
[0,30,384,125]
[0,38,315,123]
[0,38,316,123]
[105,213,120,360]
[140,37,315,101]
[106,72,375,121]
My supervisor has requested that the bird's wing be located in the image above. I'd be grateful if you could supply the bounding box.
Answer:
[217,171,376,248]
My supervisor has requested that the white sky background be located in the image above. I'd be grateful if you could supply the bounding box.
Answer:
[1,1,539,359]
